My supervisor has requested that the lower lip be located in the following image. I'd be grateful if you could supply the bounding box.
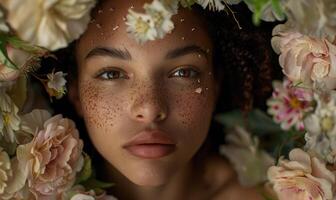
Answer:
[124,144,176,159]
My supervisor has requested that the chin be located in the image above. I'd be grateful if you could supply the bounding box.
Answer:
[119,160,177,187]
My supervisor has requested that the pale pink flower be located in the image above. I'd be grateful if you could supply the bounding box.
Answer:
[267,148,335,200]
[267,79,314,131]
[69,185,117,200]
[17,115,84,198]
[271,24,336,90]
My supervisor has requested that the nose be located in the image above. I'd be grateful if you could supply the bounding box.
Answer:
[129,86,168,123]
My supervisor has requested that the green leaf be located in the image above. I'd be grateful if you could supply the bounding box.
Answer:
[6,36,47,55]
[215,109,283,135]
[82,178,115,192]
[0,43,17,70]
[75,153,93,184]
[180,0,197,8]
[270,0,285,20]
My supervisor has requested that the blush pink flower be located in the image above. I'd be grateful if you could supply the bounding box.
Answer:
[272,24,336,90]
[267,148,335,200]
[267,79,314,131]
[16,115,84,198]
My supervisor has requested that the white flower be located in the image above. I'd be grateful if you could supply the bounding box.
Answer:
[0,7,9,33]
[0,90,20,143]
[144,0,174,39]
[1,0,96,50]
[46,71,67,99]
[283,0,336,41]
[126,10,157,44]
[220,126,275,186]
[304,92,336,163]
[0,148,27,200]
[196,0,226,11]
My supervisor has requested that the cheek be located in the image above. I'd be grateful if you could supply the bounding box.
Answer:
[78,81,125,133]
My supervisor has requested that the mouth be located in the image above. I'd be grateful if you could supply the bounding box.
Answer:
[123,130,176,159]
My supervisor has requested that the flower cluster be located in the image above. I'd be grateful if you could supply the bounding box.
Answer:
[1,0,336,200]
[0,0,116,199]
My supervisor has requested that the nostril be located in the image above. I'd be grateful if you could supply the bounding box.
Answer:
[136,114,144,119]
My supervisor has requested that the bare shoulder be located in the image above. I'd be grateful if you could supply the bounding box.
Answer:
[202,155,264,200]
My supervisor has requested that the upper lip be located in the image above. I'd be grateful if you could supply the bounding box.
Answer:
[123,130,176,147]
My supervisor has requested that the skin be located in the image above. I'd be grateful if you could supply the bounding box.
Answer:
[71,0,263,199]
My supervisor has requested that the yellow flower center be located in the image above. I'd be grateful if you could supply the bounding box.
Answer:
[135,18,150,34]
[152,12,163,26]
[289,97,302,109]
[2,113,10,126]
[321,116,334,132]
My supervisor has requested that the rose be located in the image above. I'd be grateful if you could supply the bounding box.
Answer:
[272,24,336,90]
[17,115,84,198]
[267,148,335,200]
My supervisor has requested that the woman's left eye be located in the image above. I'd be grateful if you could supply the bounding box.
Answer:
[169,68,200,78]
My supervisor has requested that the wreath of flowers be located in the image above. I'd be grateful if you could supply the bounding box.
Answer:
[0,0,335,199]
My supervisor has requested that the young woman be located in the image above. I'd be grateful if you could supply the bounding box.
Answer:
[53,0,275,199]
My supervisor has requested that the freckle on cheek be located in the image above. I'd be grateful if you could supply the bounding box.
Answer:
[80,81,123,133]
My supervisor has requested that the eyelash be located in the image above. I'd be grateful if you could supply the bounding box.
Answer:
[95,67,200,80]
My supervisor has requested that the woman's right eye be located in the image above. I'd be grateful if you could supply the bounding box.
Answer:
[96,70,128,80]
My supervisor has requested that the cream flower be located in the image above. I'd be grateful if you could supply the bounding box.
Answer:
[220,126,275,186]
[1,0,96,50]
[17,115,84,198]
[267,148,335,200]
[0,148,27,200]
[0,89,20,143]
[126,10,157,44]
[144,0,174,39]
[304,92,336,163]
[272,24,336,90]
[0,6,9,33]
[46,71,67,99]
[197,0,226,11]
[283,0,336,41]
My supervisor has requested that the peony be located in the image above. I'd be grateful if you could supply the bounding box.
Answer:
[220,126,275,186]
[283,0,336,41]
[1,0,96,51]
[68,185,118,200]
[267,148,335,200]
[267,79,313,131]
[17,115,84,198]
[272,24,336,90]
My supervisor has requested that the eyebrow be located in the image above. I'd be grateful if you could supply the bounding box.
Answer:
[85,45,209,60]
[165,45,209,60]
[85,47,132,60]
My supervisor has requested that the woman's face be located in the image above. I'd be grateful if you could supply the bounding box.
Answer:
[75,0,217,186]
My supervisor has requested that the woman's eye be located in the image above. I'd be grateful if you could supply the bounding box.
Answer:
[97,70,128,80]
[170,68,199,78]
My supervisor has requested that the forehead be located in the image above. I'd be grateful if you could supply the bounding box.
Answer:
[76,0,212,62]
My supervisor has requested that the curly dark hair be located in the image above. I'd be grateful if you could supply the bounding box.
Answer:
[40,2,280,172]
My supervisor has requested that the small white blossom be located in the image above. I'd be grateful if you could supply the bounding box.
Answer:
[304,92,336,163]
[197,0,226,11]
[144,0,174,38]
[46,71,67,99]
[126,10,157,44]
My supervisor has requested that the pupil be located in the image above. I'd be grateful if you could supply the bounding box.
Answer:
[108,71,119,79]
[179,69,189,77]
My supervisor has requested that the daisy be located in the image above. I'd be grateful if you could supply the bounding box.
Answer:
[126,10,157,44]
[197,0,226,11]
[144,0,175,38]
[267,79,314,131]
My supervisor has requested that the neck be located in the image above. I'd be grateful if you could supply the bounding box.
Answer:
[101,160,198,200]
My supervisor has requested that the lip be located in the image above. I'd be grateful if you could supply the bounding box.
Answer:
[123,130,176,159]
